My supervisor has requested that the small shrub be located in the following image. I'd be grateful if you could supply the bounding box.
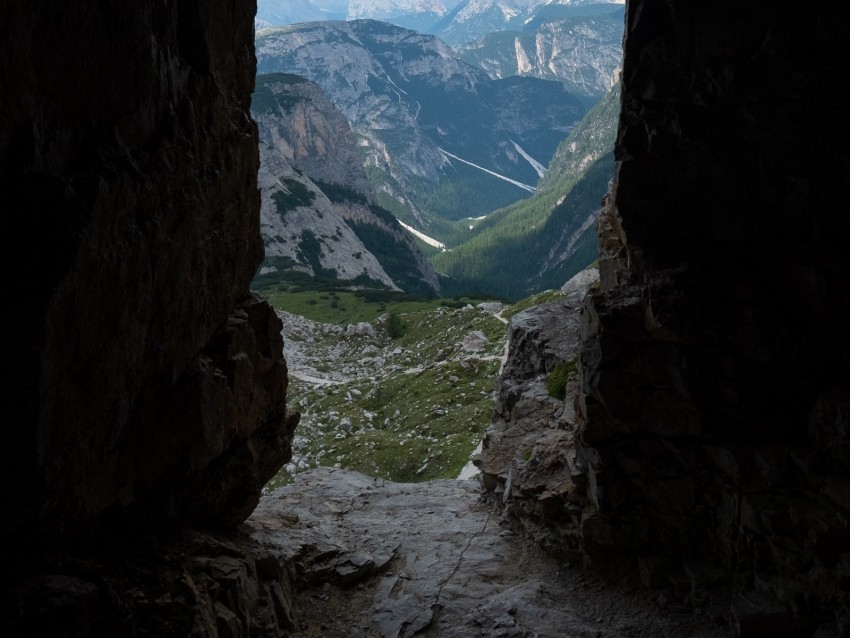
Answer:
[546,359,578,400]
[386,312,406,339]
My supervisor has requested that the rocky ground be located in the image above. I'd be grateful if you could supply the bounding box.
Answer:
[268,302,510,487]
[246,467,729,638]
[246,270,729,637]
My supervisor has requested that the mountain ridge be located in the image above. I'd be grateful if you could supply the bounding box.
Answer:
[252,72,441,296]
[255,19,587,222]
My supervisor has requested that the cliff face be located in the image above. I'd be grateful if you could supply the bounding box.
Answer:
[253,74,374,197]
[252,73,440,295]
[480,0,850,631]
[2,0,296,543]
[456,8,624,101]
[257,139,402,289]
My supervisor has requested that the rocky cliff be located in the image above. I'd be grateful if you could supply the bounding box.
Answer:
[256,140,401,289]
[252,72,440,295]
[2,0,298,634]
[253,74,373,197]
[456,6,624,100]
[478,1,850,634]
[476,270,597,558]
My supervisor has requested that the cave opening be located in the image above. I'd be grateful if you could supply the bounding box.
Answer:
[2,1,849,636]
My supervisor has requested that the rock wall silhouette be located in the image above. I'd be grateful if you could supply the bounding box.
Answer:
[2,0,296,547]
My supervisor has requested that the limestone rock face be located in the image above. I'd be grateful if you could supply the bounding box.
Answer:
[257,140,401,289]
[252,72,441,295]
[476,288,591,558]
[253,75,373,197]
[2,0,294,540]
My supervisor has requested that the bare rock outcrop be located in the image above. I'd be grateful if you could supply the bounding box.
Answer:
[2,0,299,634]
[244,467,725,638]
[476,287,591,560]
[478,2,850,634]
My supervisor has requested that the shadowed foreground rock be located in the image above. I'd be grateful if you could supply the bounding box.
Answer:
[1,0,300,634]
[476,284,591,561]
[246,467,725,638]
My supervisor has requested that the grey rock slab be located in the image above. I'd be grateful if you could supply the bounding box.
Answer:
[245,467,725,637]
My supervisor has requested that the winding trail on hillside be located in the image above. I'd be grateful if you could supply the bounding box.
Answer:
[289,370,341,386]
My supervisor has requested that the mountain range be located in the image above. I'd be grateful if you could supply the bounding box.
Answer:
[348,0,465,31]
[257,1,625,45]
[456,6,623,99]
[255,19,587,223]
[251,2,623,299]
[429,0,624,45]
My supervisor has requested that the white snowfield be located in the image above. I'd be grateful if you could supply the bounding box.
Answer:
[398,219,446,249]
[511,140,548,179]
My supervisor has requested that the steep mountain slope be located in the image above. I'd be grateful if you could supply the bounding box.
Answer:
[257,140,400,290]
[431,80,620,299]
[430,0,625,45]
[252,73,440,296]
[255,20,587,223]
[457,6,624,100]
[253,73,373,196]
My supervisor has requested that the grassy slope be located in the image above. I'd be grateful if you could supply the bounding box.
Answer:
[265,300,509,489]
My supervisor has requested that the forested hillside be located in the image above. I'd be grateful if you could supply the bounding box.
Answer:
[431,81,620,299]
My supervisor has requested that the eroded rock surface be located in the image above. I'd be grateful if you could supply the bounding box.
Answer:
[476,287,590,559]
[245,467,725,638]
[2,0,299,634]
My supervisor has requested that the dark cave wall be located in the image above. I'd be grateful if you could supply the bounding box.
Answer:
[1,0,296,544]
[579,0,850,621]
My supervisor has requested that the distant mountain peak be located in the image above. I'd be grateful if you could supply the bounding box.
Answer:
[347,0,461,20]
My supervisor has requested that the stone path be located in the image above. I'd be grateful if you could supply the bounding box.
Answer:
[245,467,727,638]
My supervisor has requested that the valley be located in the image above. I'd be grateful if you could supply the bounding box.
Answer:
[258,263,607,499]
[250,0,624,488]
[251,5,623,299]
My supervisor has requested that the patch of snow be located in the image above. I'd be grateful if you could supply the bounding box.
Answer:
[511,140,548,179]
[398,220,446,249]
[437,148,536,193]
